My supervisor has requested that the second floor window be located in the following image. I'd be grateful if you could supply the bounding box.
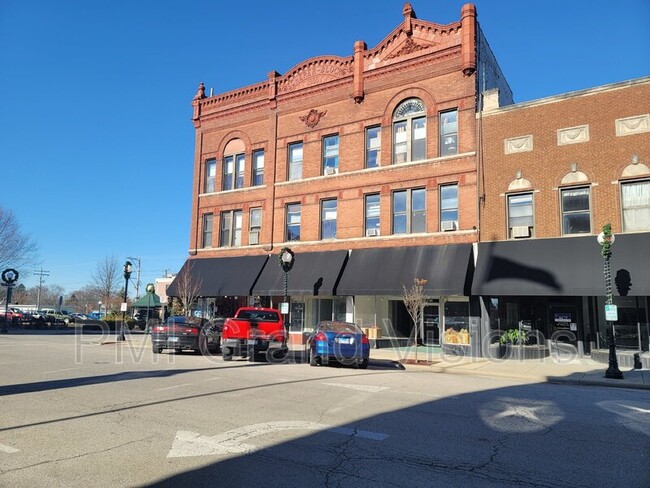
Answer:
[440,184,459,231]
[393,188,426,234]
[252,150,264,186]
[365,193,380,236]
[561,187,591,235]
[323,135,339,175]
[366,126,381,168]
[321,199,337,239]
[220,210,242,247]
[249,207,262,245]
[286,203,301,241]
[202,213,213,248]
[621,180,650,231]
[439,109,458,156]
[393,98,427,164]
[507,193,534,238]
[288,142,303,181]
[205,159,216,193]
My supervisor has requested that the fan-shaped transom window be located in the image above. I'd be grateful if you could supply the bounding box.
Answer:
[393,98,426,164]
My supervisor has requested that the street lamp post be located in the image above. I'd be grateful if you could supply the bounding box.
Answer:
[118,261,133,342]
[597,224,623,379]
[145,282,155,333]
[1,269,19,334]
[278,247,295,333]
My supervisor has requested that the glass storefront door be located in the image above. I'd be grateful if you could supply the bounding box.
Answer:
[421,303,439,346]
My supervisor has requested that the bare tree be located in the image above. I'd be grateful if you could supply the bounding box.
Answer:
[402,277,428,362]
[173,261,202,316]
[0,206,38,271]
[91,256,121,311]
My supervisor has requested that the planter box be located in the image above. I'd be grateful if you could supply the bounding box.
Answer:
[504,344,550,360]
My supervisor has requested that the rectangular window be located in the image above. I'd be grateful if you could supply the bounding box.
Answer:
[561,187,591,235]
[365,193,380,236]
[392,188,426,234]
[220,210,242,247]
[205,159,216,193]
[288,142,303,181]
[286,203,301,241]
[249,207,262,245]
[223,155,234,191]
[252,150,264,186]
[365,126,381,168]
[202,213,213,248]
[235,154,245,189]
[323,135,339,175]
[412,117,426,161]
[440,109,458,156]
[393,121,408,164]
[507,193,534,238]
[622,180,650,231]
[321,199,337,239]
[440,184,459,231]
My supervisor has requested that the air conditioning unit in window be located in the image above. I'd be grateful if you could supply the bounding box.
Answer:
[365,228,380,237]
[324,167,337,176]
[511,226,530,238]
[441,221,457,231]
[249,230,260,245]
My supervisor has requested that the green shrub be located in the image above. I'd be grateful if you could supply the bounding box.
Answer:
[499,328,529,345]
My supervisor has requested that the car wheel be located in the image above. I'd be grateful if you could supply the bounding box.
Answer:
[222,347,233,361]
[198,335,208,355]
[175,348,183,354]
[152,344,162,354]
[309,348,319,367]
[359,358,369,369]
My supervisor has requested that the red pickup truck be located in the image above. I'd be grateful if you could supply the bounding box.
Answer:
[221,307,288,362]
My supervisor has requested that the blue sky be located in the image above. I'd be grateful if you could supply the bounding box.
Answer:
[1,0,649,294]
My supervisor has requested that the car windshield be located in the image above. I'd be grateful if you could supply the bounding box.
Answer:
[319,321,361,334]
[165,316,204,326]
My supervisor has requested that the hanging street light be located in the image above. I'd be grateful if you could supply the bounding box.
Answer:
[278,247,295,333]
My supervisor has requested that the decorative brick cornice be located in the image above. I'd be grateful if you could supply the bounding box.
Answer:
[277,56,354,94]
[385,37,429,60]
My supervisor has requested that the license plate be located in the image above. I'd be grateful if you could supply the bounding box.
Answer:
[168,337,179,342]
[337,337,353,344]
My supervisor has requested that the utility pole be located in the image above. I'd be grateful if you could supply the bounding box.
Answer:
[126,257,141,299]
[33,268,50,310]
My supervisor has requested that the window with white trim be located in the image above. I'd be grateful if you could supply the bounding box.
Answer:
[205,159,216,193]
[288,142,303,181]
[202,213,213,248]
[393,99,426,164]
[392,188,426,234]
[507,193,534,238]
[252,150,264,186]
[220,210,242,247]
[561,187,591,235]
[439,109,458,156]
[621,180,650,231]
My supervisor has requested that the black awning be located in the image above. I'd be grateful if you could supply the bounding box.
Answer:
[167,255,269,297]
[252,250,348,296]
[336,244,474,296]
[471,232,650,296]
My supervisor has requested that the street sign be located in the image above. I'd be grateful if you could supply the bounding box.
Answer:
[605,304,618,321]
[280,302,289,314]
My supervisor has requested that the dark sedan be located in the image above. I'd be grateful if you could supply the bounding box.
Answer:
[151,316,223,354]
[305,320,370,369]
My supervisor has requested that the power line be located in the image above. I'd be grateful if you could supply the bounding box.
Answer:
[33,268,50,309]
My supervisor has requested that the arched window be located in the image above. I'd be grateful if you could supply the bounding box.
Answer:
[392,98,426,164]
[223,139,245,191]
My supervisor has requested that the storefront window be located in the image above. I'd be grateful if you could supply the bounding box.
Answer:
[443,300,470,345]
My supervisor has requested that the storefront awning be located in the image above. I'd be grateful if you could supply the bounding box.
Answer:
[252,250,348,296]
[335,244,474,296]
[471,232,650,296]
[167,255,269,297]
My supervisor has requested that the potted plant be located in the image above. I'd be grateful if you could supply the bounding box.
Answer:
[498,328,549,359]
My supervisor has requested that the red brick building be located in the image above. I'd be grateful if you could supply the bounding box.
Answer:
[473,78,650,360]
[169,3,512,350]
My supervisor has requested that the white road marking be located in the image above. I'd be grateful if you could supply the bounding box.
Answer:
[43,368,77,374]
[201,377,223,382]
[0,443,19,453]
[168,420,388,458]
[157,383,194,391]
[322,382,389,393]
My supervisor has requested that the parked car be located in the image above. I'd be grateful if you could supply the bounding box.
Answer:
[305,321,370,369]
[221,307,287,362]
[151,316,223,354]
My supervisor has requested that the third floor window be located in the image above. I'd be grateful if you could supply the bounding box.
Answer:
[439,109,458,156]
[393,98,426,164]
[322,135,339,175]
[366,126,381,168]
[205,159,216,193]
[252,150,264,186]
[288,142,303,181]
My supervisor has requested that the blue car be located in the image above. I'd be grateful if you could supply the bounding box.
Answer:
[305,321,370,369]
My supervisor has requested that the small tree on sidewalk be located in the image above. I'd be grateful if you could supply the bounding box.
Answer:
[402,277,428,362]
[174,261,202,317]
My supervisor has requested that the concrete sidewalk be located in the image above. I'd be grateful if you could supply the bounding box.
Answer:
[368,346,650,390]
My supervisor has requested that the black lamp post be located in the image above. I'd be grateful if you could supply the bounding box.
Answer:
[1,269,19,334]
[118,261,132,342]
[278,247,295,332]
[597,224,623,379]
[145,282,155,333]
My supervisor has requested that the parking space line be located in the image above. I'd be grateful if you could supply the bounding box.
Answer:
[157,383,194,391]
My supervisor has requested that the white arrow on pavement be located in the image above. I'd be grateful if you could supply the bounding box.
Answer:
[0,443,19,454]
[168,420,388,458]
